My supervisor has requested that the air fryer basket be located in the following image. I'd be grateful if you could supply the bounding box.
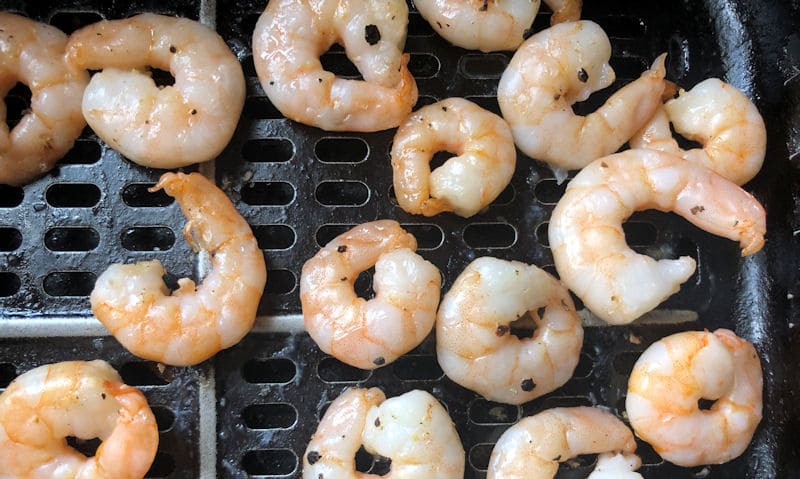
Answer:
[1,0,798,477]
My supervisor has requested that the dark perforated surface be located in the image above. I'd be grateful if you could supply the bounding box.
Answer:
[0,0,798,478]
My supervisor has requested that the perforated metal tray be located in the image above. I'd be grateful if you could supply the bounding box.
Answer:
[1,0,798,478]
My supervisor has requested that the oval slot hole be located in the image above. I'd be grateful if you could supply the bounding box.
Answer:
[242,182,295,206]
[243,403,298,429]
[242,358,297,384]
[465,95,501,115]
[0,227,21,251]
[0,185,24,207]
[409,53,440,78]
[119,362,171,386]
[315,137,369,163]
[536,222,549,247]
[542,395,594,409]
[244,96,283,120]
[401,224,443,250]
[468,400,519,425]
[243,138,294,163]
[61,140,102,165]
[44,227,98,252]
[265,269,296,295]
[392,355,443,381]
[253,225,296,250]
[242,449,297,476]
[151,406,176,432]
[534,178,567,204]
[315,224,355,247]
[0,273,20,297]
[469,444,494,471]
[460,54,508,79]
[122,183,174,207]
[315,181,369,206]
[121,226,175,252]
[317,357,371,383]
[46,183,101,208]
[145,452,176,478]
[623,221,657,246]
[49,11,104,34]
[600,15,646,39]
[43,271,95,296]
[0,363,16,388]
[463,223,516,249]
[320,51,361,78]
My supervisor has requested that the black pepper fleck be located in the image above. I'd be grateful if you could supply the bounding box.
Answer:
[337,245,347,253]
[496,325,509,336]
[269,81,275,85]
[554,93,561,100]
[442,106,448,112]
[373,356,386,366]
[307,451,321,465]
[365,24,381,45]
[318,474,324,479]
[521,378,535,391]
[578,68,589,83]
[340,276,347,281]
[375,417,381,427]
[190,109,197,115]
[479,0,489,11]
[733,220,739,227]
[169,45,176,53]
[318,78,323,83]
[690,205,705,215]
[600,161,608,168]
[436,21,443,29]
[101,393,106,400]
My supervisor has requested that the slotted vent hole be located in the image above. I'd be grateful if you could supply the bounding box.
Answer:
[243,403,298,429]
[122,183,174,207]
[244,96,283,120]
[151,406,175,432]
[150,68,175,87]
[119,362,171,386]
[49,11,104,34]
[600,15,647,39]
[0,185,24,207]
[315,181,369,206]
[355,446,391,476]
[541,396,594,409]
[242,358,296,384]
[469,444,494,471]
[145,452,176,478]
[121,227,175,252]
[468,400,520,424]
[354,268,375,300]
[66,437,100,457]
[242,182,295,206]
[613,351,641,376]
[402,223,443,250]
[408,12,435,36]
[465,95,501,115]
[253,225,296,250]
[0,273,20,297]
[392,355,443,381]
[44,227,98,252]
[321,50,362,79]
[4,83,31,131]
[315,137,369,163]
[536,221,550,247]
[317,357,371,383]
[61,140,102,165]
[408,53,440,78]
[610,55,650,81]
[264,269,296,295]
[242,449,298,475]
[534,178,568,204]
[315,224,354,247]
[43,271,95,296]
[0,227,21,251]
[463,223,516,249]
[0,363,17,388]
[460,54,508,79]
[243,138,294,163]
[624,221,658,246]
[46,184,101,208]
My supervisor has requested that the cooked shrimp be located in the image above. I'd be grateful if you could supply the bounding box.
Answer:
[414,0,580,53]
[300,220,441,369]
[391,98,516,218]
[497,20,667,176]
[626,329,763,466]
[91,172,266,366]
[0,360,158,479]
[630,78,767,185]
[548,149,766,325]
[65,13,245,168]
[252,0,418,131]
[303,387,464,479]
[436,257,583,404]
[0,13,88,186]
[488,406,642,479]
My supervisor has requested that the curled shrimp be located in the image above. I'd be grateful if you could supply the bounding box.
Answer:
[391,97,516,218]
[303,387,465,479]
[0,13,88,186]
[65,13,245,168]
[436,257,583,404]
[626,329,763,466]
[488,407,643,479]
[0,360,158,479]
[497,20,667,176]
[300,220,441,369]
[548,149,766,325]
[91,172,267,366]
[253,0,417,132]
[630,78,767,185]
[413,0,581,53]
